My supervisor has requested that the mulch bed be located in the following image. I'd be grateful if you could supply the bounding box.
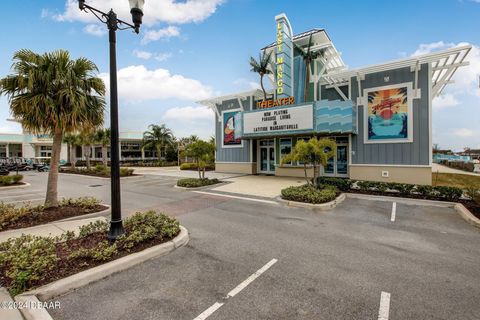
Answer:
[345,189,480,219]
[0,229,179,292]
[1,204,108,232]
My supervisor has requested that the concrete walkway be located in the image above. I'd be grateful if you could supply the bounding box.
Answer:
[126,166,244,180]
[432,163,480,176]
[0,217,107,242]
[212,175,306,198]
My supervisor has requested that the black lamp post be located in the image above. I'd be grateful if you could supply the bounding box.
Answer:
[78,0,145,241]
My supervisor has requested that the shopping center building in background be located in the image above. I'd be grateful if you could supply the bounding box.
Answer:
[199,13,471,185]
[0,130,148,162]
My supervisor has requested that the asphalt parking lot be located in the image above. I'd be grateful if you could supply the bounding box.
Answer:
[2,172,479,320]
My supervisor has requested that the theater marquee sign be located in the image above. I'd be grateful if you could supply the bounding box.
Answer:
[242,105,313,136]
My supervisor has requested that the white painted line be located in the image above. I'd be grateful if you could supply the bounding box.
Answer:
[390,202,396,222]
[193,302,225,320]
[227,258,278,298]
[192,259,278,320]
[0,193,42,200]
[378,291,391,320]
[192,191,278,205]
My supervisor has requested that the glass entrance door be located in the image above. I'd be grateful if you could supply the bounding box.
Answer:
[259,139,275,174]
[323,144,348,177]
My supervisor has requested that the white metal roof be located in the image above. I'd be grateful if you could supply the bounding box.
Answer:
[197,89,264,107]
[321,44,472,97]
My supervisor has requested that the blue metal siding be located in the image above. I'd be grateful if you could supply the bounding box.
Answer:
[350,64,430,165]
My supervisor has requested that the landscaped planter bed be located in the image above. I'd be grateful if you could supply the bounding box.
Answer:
[0,211,180,296]
[0,198,108,232]
[177,178,220,188]
[0,175,24,187]
[60,166,136,178]
[317,177,480,219]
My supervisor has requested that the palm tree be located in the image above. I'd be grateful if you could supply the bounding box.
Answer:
[63,133,80,169]
[142,124,174,162]
[295,35,322,102]
[95,128,111,165]
[249,50,273,100]
[0,49,105,207]
[78,130,96,170]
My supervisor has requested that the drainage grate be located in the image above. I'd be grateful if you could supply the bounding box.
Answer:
[88,184,103,188]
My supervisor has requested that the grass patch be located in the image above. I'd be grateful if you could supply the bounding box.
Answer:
[281,184,338,204]
[0,211,180,296]
[0,197,107,231]
[432,172,480,189]
[176,178,220,188]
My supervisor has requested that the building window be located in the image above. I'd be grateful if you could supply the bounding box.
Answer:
[279,138,292,165]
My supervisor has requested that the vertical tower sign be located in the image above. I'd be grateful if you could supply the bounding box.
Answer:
[275,13,294,99]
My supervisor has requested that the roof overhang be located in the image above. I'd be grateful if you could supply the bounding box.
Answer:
[197,89,264,107]
[321,45,472,97]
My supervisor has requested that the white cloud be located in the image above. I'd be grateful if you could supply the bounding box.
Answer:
[233,78,261,91]
[163,106,213,122]
[53,0,223,26]
[83,24,106,37]
[0,123,22,134]
[411,41,480,97]
[453,128,475,137]
[432,93,460,109]
[133,50,172,62]
[411,41,455,57]
[133,50,153,60]
[99,65,213,102]
[142,26,180,44]
[154,53,172,62]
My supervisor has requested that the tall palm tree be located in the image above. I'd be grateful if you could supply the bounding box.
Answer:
[0,49,105,207]
[295,35,322,102]
[142,124,174,162]
[249,50,273,100]
[94,128,111,165]
[63,133,80,169]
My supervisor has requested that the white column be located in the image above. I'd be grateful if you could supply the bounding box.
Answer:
[5,144,9,158]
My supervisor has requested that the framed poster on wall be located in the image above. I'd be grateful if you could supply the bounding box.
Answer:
[222,110,243,148]
[363,83,413,143]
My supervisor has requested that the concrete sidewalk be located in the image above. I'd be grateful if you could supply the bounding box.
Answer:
[0,217,107,242]
[126,166,244,179]
[212,175,306,198]
[432,163,480,176]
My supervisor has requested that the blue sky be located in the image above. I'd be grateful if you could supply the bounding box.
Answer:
[0,0,479,150]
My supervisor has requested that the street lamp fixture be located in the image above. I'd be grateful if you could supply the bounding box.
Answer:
[78,0,145,241]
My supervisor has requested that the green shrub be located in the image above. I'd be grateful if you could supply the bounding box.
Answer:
[78,220,109,237]
[68,241,118,262]
[281,184,338,204]
[118,211,180,250]
[177,178,220,188]
[120,168,134,176]
[60,197,101,209]
[0,202,32,231]
[0,175,23,186]
[433,186,463,201]
[180,162,215,171]
[0,235,58,296]
[316,177,353,191]
[415,185,435,197]
[465,186,480,204]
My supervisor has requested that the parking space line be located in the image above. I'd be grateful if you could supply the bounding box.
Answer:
[193,302,225,320]
[226,258,278,298]
[378,291,391,320]
[390,202,396,222]
[192,191,278,205]
[192,258,278,320]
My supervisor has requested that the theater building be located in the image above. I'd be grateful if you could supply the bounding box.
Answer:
[198,13,471,185]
